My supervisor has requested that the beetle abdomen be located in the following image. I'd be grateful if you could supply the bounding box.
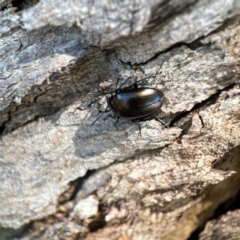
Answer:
[115,88,164,119]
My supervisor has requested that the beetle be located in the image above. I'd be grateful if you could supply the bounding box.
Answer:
[93,77,168,135]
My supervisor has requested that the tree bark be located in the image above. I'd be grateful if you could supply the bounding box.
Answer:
[0,0,240,239]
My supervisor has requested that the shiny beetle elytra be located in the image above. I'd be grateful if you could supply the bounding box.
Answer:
[93,78,168,135]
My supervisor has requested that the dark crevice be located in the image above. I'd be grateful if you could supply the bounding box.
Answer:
[1,5,11,12]
[188,189,240,240]
[0,111,11,137]
[131,37,213,67]
[0,124,6,135]
[58,169,111,232]
[58,170,96,204]
[133,42,187,67]
[132,14,238,67]
[0,107,60,136]
[58,170,108,232]
[12,0,39,12]
[5,170,100,239]
[188,145,240,240]
[88,202,107,232]
[208,14,240,36]
[9,114,40,132]
[224,189,240,212]
[188,229,200,240]
[186,37,211,51]
[170,83,236,127]
[128,33,211,66]
[168,83,236,143]
[198,113,204,128]
[119,58,136,70]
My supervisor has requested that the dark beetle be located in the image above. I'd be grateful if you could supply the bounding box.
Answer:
[93,79,168,135]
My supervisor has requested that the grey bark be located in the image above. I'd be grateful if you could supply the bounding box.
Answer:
[0,0,240,239]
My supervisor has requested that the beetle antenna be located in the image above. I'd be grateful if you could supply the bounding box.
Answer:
[91,108,110,125]
[151,59,165,86]
[133,59,166,87]
[91,112,106,125]
[115,77,120,89]
[118,77,131,89]
[155,116,169,127]
[91,98,110,125]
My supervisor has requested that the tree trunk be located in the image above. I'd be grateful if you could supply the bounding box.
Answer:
[0,0,240,239]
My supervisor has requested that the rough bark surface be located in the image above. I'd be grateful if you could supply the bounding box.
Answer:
[200,207,240,240]
[0,0,240,239]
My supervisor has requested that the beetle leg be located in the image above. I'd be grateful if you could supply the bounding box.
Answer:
[114,116,120,130]
[133,82,138,89]
[103,114,120,130]
[115,77,120,89]
[155,117,169,128]
[91,104,111,125]
[132,60,166,88]
[103,113,115,121]
[91,109,110,125]
[131,120,142,136]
